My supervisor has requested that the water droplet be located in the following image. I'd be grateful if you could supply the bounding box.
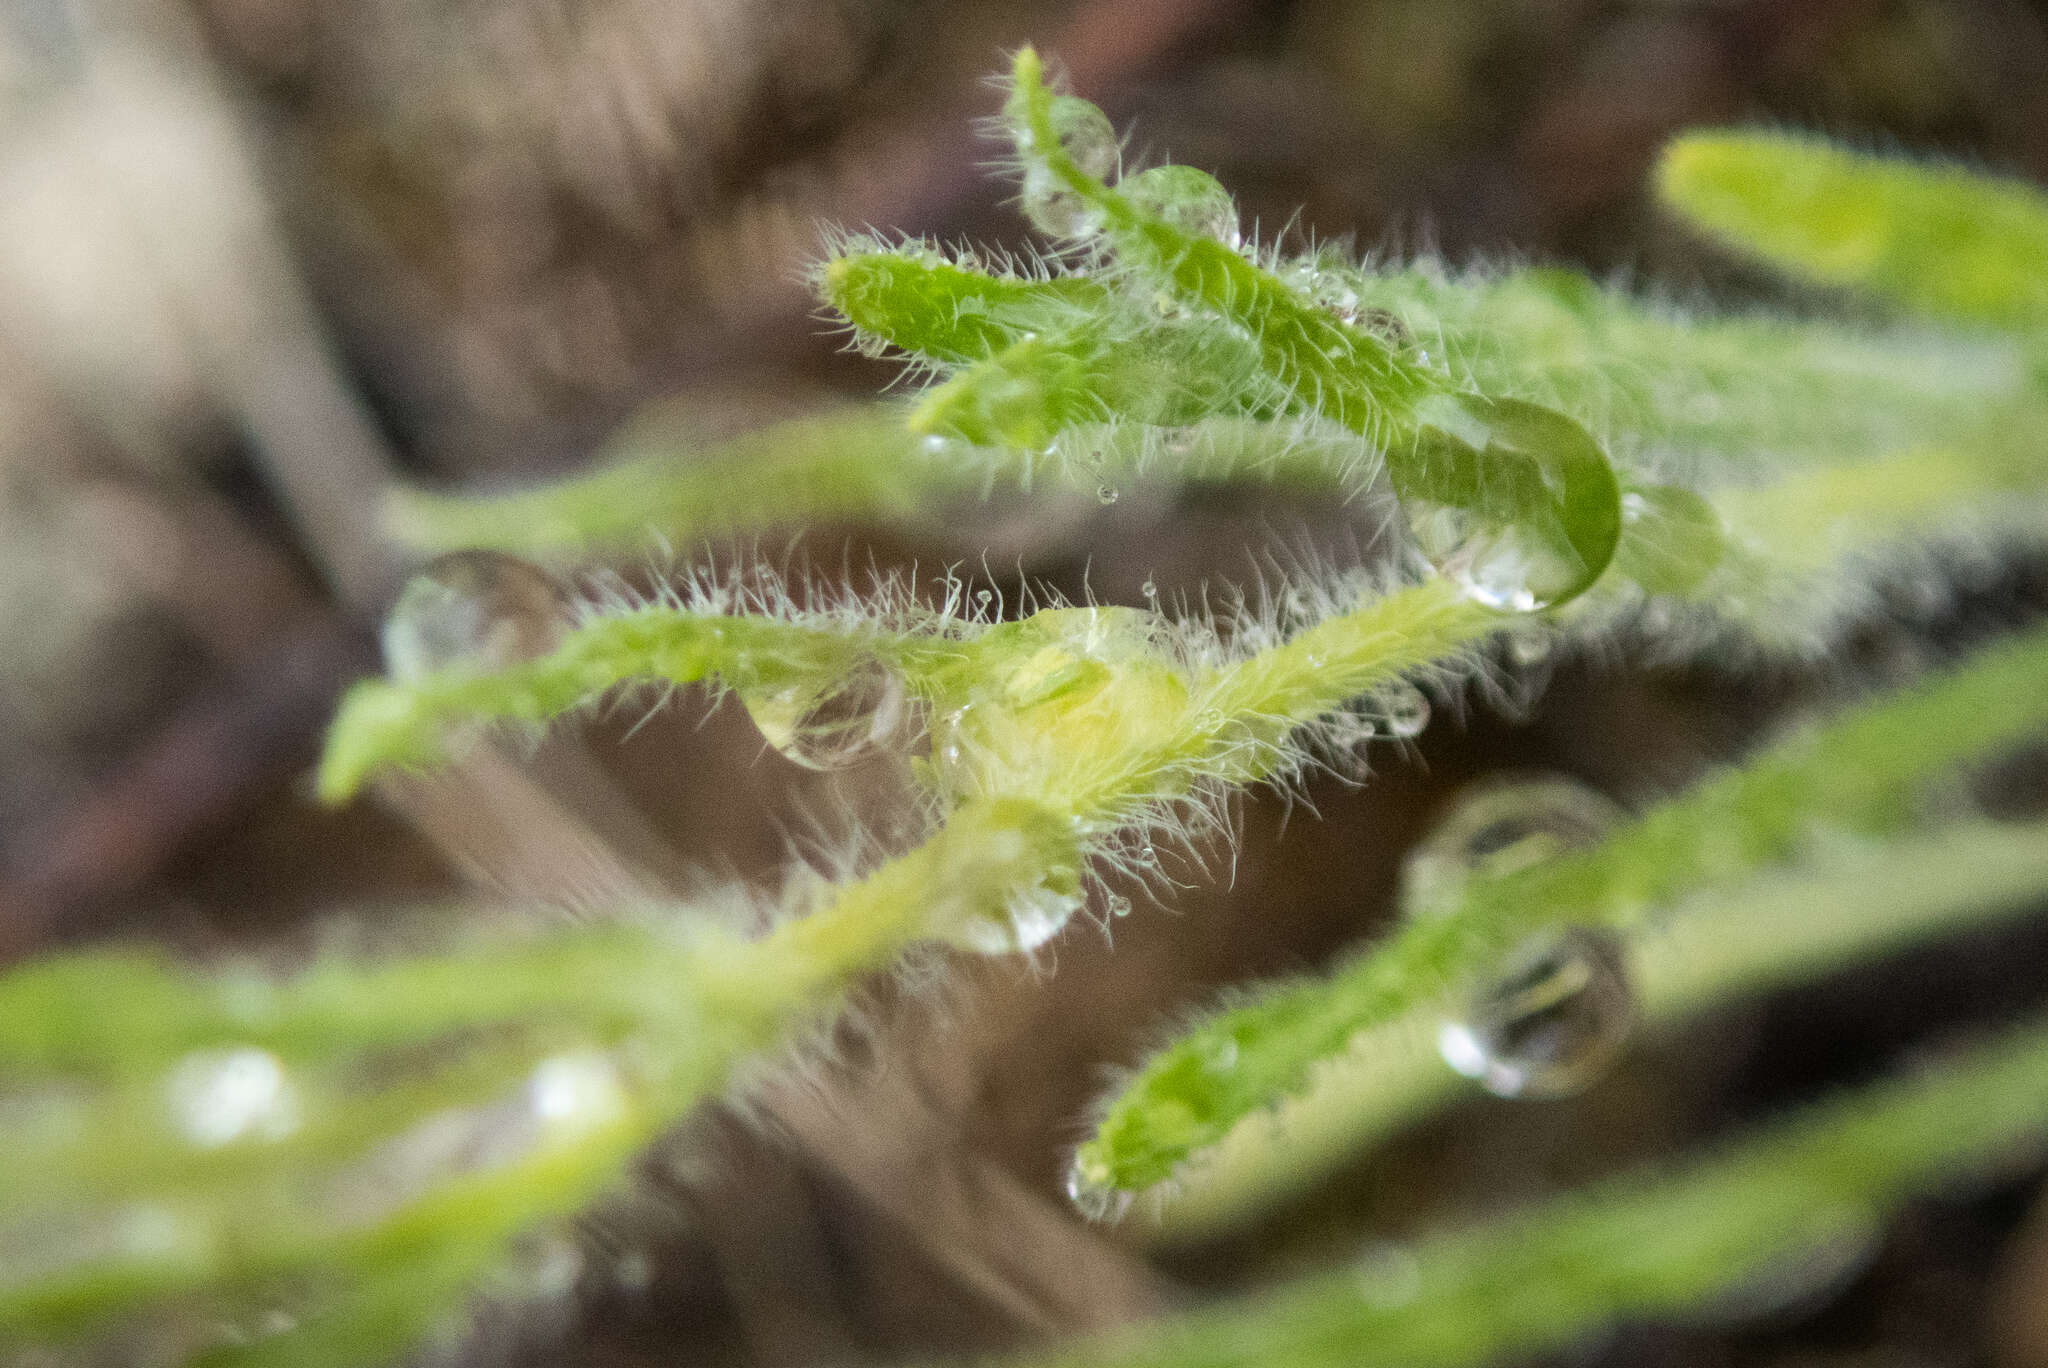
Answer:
[527,1051,629,1135]
[948,880,1084,956]
[1106,892,1132,918]
[167,1047,298,1148]
[1401,775,1623,919]
[1063,1157,1134,1224]
[1612,484,1726,596]
[1139,576,1159,606]
[975,588,995,610]
[1160,426,1197,456]
[1018,97,1117,239]
[1042,95,1119,180]
[1396,393,1622,613]
[743,657,916,771]
[1502,621,1553,668]
[1096,483,1120,505]
[1438,926,1634,1099]
[1375,680,1430,739]
[1119,165,1240,248]
[1020,169,1102,239]
[381,551,570,682]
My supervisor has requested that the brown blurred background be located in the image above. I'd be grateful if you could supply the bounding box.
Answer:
[4,0,2048,1365]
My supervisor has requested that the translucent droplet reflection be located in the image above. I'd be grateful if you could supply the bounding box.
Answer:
[1402,775,1624,919]
[166,1047,298,1148]
[1096,483,1120,505]
[1119,165,1240,248]
[381,550,569,683]
[1613,483,1726,597]
[1019,96,1117,239]
[1064,1156,1134,1224]
[1438,925,1634,1099]
[1375,679,1431,739]
[1397,393,1622,612]
[743,657,916,771]
[949,880,1084,957]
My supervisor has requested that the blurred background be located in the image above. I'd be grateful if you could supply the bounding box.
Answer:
[5,0,2048,1364]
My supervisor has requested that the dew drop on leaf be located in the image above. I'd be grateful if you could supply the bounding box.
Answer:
[1018,97,1117,239]
[1106,892,1133,918]
[1401,775,1624,919]
[1119,165,1241,248]
[1064,1156,1134,1224]
[1438,925,1634,1099]
[1395,393,1622,612]
[1375,679,1431,739]
[742,657,917,771]
[166,1047,298,1149]
[381,550,570,683]
[1043,95,1119,180]
[1097,483,1120,505]
[948,879,1083,956]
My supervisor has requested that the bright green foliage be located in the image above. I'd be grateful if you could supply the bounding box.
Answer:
[1019,1016,2048,1368]
[1004,48,1623,613]
[1077,623,2048,1196]
[386,408,949,562]
[9,44,2048,1368]
[0,799,1075,1361]
[1150,816,2048,1239]
[1660,130,2048,332]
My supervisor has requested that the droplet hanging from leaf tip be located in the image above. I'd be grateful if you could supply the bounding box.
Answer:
[1395,393,1623,613]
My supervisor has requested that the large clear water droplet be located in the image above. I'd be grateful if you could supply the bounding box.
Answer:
[1396,393,1622,612]
[1402,775,1624,919]
[1375,679,1431,739]
[1042,95,1119,180]
[1096,483,1120,505]
[743,657,916,771]
[1018,96,1117,239]
[1119,165,1240,248]
[166,1047,298,1148]
[1438,925,1634,1099]
[381,550,569,683]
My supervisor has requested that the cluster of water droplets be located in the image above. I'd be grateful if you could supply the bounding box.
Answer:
[1403,775,1636,1099]
[381,550,572,683]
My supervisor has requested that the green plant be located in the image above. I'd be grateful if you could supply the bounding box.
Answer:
[5,47,2048,1368]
